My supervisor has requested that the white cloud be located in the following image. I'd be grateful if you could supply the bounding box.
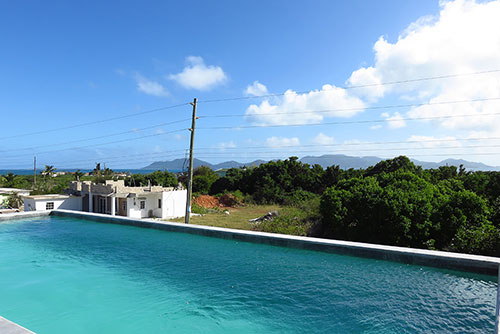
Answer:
[313,133,335,145]
[407,135,461,149]
[382,112,406,128]
[135,74,169,97]
[168,56,227,91]
[174,134,185,141]
[246,84,365,126]
[266,136,300,148]
[217,141,237,150]
[245,81,268,96]
[370,125,382,130]
[347,0,500,135]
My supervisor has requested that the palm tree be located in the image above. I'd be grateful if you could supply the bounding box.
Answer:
[43,165,56,178]
[7,192,23,209]
[74,170,84,181]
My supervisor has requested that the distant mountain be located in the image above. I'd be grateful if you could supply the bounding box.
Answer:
[142,158,267,171]
[142,155,500,172]
[299,154,383,169]
[410,158,499,171]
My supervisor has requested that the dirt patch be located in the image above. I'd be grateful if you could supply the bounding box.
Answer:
[194,195,222,209]
[194,194,242,209]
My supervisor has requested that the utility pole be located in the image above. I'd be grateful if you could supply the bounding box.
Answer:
[185,98,197,224]
[33,156,37,187]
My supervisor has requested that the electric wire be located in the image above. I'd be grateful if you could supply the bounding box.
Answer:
[0,118,192,154]
[198,69,500,103]
[0,102,190,141]
[197,112,500,130]
[198,97,500,119]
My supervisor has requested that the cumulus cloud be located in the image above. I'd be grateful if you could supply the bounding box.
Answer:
[245,81,268,96]
[313,133,335,145]
[246,85,365,125]
[381,112,406,128]
[217,141,237,150]
[135,74,169,97]
[407,135,461,149]
[347,0,500,134]
[266,136,300,148]
[168,56,227,91]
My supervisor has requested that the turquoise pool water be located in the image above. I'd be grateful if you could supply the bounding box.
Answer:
[0,217,496,333]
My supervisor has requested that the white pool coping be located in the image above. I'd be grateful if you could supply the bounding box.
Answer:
[0,316,35,334]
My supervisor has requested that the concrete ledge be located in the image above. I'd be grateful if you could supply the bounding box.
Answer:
[0,316,35,334]
[48,209,500,276]
[0,210,51,221]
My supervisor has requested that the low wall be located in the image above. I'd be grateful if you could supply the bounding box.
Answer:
[50,209,500,276]
[0,211,51,221]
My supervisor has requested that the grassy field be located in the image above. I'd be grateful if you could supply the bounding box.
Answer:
[169,205,280,230]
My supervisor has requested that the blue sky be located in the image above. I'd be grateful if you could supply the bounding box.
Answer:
[2,0,500,169]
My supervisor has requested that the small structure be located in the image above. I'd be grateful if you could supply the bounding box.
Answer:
[68,180,186,219]
[0,187,31,205]
[23,194,82,212]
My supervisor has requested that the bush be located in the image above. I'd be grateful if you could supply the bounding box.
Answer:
[255,207,312,236]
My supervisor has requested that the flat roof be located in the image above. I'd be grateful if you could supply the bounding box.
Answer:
[0,188,31,194]
[23,194,70,200]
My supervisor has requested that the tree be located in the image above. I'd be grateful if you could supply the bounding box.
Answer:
[6,192,23,209]
[74,170,84,181]
[365,156,420,177]
[192,166,219,194]
[43,165,56,178]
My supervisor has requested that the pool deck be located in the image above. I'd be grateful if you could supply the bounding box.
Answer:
[0,316,35,334]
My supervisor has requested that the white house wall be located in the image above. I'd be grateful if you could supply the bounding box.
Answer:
[162,190,187,218]
[125,193,162,218]
[24,197,82,212]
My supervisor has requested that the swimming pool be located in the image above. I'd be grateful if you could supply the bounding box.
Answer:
[0,216,497,333]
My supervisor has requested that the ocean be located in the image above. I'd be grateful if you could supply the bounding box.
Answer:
[0,169,182,176]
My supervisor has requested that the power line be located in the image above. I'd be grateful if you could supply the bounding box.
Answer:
[197,69,500,103]
[197,111,500,130]
[0,118,192,154]
[192,136,500,151]
[4,141,500,168]
[4,135,500,165]
[3,98,499,156]
[1,128,189,159]
[0,102,190,141]
[198,97,500,119]
[189,144,500,156]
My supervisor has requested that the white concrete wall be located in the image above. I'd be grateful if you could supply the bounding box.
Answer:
[23,197,82,212]
[127,197,141,219]
[23,198,36,211]
[162,190,187,218]
[58,197,82,211]
[126,193,163,218]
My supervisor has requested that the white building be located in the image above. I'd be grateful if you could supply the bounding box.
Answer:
[23,194,82,212]
[0,187,31,205]
[68,180,186,219]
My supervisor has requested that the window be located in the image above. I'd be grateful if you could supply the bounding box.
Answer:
[158,199,162,209]
[46,202,54,210]
[140,200,146,209]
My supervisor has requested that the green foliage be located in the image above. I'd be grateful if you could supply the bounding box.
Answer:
[6,192,23,208]
[365,156,420,177]
[192,166,219,194]
[126,170,178,187]
[320,168,497,254]
[452,223,500,256]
